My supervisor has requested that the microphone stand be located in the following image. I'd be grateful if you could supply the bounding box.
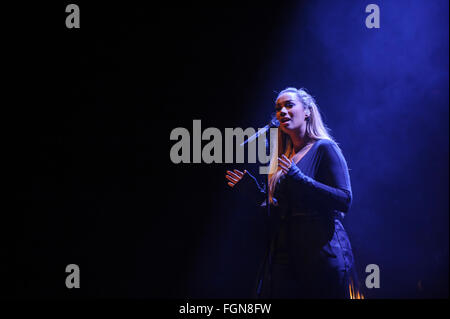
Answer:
[240,122,275,298]
[264,134,272,298]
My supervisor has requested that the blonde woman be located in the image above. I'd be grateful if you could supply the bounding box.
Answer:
[226,87,355,298]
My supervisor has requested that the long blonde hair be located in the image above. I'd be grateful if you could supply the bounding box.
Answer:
[267,87,335,204]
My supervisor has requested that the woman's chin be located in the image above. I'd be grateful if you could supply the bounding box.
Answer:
[280,124,293,132]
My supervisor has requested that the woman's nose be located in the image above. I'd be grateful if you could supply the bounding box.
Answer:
[280,106,288,115]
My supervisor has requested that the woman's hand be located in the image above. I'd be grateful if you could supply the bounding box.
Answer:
[225,169,247,188]
[278,154,292,174]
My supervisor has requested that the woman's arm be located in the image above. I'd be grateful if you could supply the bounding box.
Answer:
[226,169,266,205]
[284,141,353,213]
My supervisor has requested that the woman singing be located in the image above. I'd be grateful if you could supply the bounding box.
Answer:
[226,87,355,298]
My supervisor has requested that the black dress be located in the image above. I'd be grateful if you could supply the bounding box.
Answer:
[241,138,355,299]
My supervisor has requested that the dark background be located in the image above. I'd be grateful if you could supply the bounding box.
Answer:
[9,0,448,298]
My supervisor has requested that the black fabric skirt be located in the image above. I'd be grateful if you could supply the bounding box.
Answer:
[254,218,357,299]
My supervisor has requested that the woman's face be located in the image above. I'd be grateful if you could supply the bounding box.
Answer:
[275,92,309,134]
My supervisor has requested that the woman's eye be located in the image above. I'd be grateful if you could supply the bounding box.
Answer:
[276,103,293,111]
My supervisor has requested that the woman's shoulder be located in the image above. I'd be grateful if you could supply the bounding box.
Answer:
[313,138,338,150]
[314,138,344,158]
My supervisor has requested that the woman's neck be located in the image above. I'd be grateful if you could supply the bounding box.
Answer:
[289,128,311,153]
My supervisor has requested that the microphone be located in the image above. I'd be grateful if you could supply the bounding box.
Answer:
[240,117,280,146]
